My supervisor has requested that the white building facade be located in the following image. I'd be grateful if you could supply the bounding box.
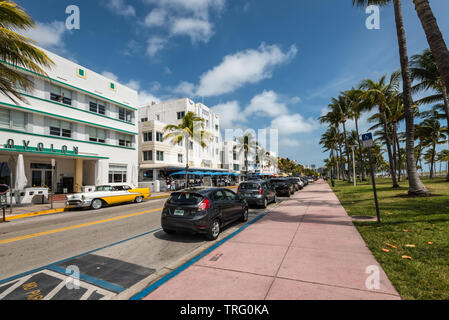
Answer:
[138,99,228,184]
[0,48,139,195]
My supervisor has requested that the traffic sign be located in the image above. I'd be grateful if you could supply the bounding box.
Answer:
[362,133,374,148]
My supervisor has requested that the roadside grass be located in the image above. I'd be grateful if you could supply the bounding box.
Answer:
[330,178,449,300]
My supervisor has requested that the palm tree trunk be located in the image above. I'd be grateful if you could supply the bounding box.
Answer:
[395,127,403,182]
[393,0,429,195]
[342,122,351,183]
[380,109,399,188]
[441,84,449,181]
[393,122,401,182]
[355,117,367,180]
[413,0,449,98]
[430,142,436,179]
[185,137,190,188]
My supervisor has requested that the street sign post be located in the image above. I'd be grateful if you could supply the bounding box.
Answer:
[362,133,381,223]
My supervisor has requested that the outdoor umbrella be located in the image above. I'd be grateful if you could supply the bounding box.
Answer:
[170,171,187,176]
[190,171,205,176]
[15,154,27,191]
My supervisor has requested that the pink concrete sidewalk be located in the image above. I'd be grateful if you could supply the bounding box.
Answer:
[143,181,401,300]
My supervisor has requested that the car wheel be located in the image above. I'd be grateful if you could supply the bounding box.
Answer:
[240,208,249,222]
[262,198,268,209]
[163,228,176,234]
[135,196,143,203]
[91,199,103,210]
[206,219,221,241]
[273,195,277,204]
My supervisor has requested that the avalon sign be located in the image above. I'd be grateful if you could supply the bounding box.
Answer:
[3,139,79,156]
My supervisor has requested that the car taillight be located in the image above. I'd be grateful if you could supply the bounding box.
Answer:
[259,188,263,195]
[198,198,210,212]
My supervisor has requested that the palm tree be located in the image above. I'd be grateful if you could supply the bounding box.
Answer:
[410,49,449,181]
[320,126,340,179]
[418,112,447,178]
[359,73,400,188]
[413,0,449,98]
[163,111,212,188]
[236,132,257,177]
[0,1,53,102]
[353,0,429,196]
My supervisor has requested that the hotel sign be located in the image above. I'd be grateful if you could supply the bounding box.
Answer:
[3,139,79,156]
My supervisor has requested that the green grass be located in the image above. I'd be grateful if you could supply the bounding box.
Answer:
[330,177,449,300]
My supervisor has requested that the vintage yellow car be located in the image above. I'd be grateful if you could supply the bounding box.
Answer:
[65,185,151,210]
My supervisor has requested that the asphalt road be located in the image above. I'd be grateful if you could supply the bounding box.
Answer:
[0,193,284,300]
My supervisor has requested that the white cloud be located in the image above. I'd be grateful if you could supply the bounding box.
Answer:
[170,18,213,43]
[279,138,301,148]
[145,0,225,19]
[138,91,161,106]
[125,80,141,91]
[173,81,196,97]
[101,71,119,82]
[244,90,289,118]
[196,43,298,97]
[210,101,246,129]
[147,36,168,56]
[20,21,68,52]
[271,114,317,136]
[104,0,136,17]
[144,8,167,27]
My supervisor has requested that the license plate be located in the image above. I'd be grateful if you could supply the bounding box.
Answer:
[174,209,184,216]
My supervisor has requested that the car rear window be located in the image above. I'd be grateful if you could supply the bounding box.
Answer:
[239,183,260,190]
[270,180,287,184]
[168,193,204,205]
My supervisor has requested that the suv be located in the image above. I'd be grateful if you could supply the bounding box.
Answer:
[270,178,295,197]
[287,177,301,191]
[237,180,276,208]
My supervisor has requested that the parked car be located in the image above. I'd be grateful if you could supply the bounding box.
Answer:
[161,187,248,240]
[66,185,151,210]
[270,178,295,197]
[287,177,301,191]
[293,177,304,189]
[307,176,314,184]
[237,180,276,208]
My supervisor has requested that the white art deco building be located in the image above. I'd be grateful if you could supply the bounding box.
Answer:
[0,48,139,196]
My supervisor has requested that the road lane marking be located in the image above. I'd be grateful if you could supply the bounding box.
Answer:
[0,207,163,246]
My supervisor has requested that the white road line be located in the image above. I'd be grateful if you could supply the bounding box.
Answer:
[0,275,33,300]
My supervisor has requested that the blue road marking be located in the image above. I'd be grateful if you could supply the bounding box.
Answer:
[130,212,268,300]
[47,265,126,293]
[0,227,162,286]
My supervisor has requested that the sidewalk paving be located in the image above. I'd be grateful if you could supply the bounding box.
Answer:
[143,180,401,300]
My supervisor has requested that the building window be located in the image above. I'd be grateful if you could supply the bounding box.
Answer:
[177,111,185,120]
[156,151,164,161]
[50,85,72,106]
[143,131,153,142]
[0,108,26,130]
[49,119,72,138]
[141,118,148,123]
[233,164,240,171]
[118,134,132,147]
[109,165,127,183]
[178,154,183,163]
[189,141,193,150]
[215,125,219,131]
[156,114,161,121]
[142,170,153,181]
[143,150,153,161]
[89,127,106,143]
[118,108,133,123]
[233,152,238,161]
[89,99,106,115]
[156,132,164,142]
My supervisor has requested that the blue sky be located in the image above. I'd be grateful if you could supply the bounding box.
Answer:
[16,0,449,167]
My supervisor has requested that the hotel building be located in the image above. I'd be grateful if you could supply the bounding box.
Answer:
[0,48,139,194]
[138,99,227,185]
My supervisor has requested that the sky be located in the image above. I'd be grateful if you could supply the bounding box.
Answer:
[15,0,449,167]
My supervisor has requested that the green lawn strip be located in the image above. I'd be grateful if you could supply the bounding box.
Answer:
[330,178,449,300]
